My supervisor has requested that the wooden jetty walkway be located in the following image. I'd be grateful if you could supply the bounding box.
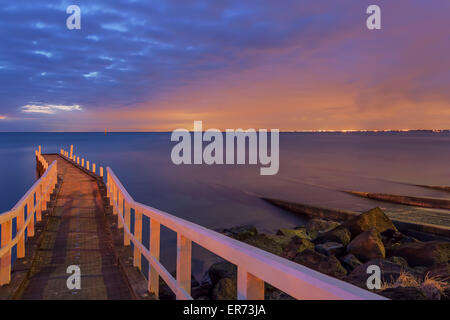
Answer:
[0,146,385,300]
[21,154,132,299]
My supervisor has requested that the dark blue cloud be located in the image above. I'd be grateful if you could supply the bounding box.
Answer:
[0,0,449,130]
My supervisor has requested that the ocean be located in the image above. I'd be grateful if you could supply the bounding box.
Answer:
[1,132,449,278]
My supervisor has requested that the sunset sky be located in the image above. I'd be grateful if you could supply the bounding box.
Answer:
[0,0,449,131]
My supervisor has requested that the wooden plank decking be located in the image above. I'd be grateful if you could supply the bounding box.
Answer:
[19,155,132,299]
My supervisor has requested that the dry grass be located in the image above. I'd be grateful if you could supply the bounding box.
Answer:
[381,270,449,299]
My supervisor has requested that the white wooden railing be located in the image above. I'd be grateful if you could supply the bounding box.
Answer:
[106,167,386,300]
[0,148,58,285]
[60,146,104,178]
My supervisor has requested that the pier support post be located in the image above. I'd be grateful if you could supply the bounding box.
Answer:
[124,201,131,246]
[0,220,12,285]
[86,161,90,171]
[27,198,35,237]
[237,268,264,300]
[70,144,73,159]
[41,182,47,212]
[77,157,80,165]
[92,163,96,174]
[17,206,25,258]
[133,209,142,269]
[81,158,84,168]
[36,188,42,221]
[117,193,123,228]
[149,220,160,297]
[100,167,103,178]
[112,184,118,215]
[176,234,192,297]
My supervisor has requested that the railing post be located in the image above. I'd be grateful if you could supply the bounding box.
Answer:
[100,167,103,178]
[86,161,90,171]
[133,208,142,269]
[112,183,118,215]
[149,220,160,297]
[237,268,265,300]
[124,200,131,246]
[45,175,51,203]
[17,206,25,258]
[117,192,123,228]
[81,158,84,168]
[36,189,42,222]
[77,157,80,165]
[176,234,192,298]
[92,163,96,174]
[41,181,47,212]
[70,144,73,159]
[0,220,12,285]
[27,197,35,237]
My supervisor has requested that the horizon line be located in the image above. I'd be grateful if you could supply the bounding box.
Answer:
[0,129,449,133]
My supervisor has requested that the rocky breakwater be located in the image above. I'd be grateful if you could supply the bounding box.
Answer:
[195,207,449,300]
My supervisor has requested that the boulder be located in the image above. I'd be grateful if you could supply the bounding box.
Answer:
[421,262,450,280]
[340,253,362,270]
[305,219,340,239]
[281,236,315,260]
[276,227,311,240]
[421,263,450,300]
[315,242,345,257]
[387,241,450,267]
[386,256,409,268]
[347,228,385,262]
[345,259,415,289]
[191,283,212,300]
[212,278,236,300]
[314,226,351,246]
[378,287,426,300]
[381,230,420,251]
[294,249,347,278]
[241,233,283,256]
[342,207,397,238]
[208,261,237,285]
[225,225,258,240]
[265,284,295,300]
[265,234,295,249]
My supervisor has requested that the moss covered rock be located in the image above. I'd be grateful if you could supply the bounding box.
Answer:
[387,241,450,267]
[314,226,351,246]
[293,249,347,278]
[306,219,340,239]
[212,278,236,300]
[225,225,258,241]
[342,207,397,238]
[208,261,237,285]
[241,233,283,256]
[276,227,311,240]
[281,236,315,260]
[347,228,386,262]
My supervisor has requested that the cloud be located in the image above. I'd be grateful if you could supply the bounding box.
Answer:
[0,0,449,131]
[21,104,82,114]
[0,115,6,120]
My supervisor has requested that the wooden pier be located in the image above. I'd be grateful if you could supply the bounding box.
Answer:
[0,146,385,300]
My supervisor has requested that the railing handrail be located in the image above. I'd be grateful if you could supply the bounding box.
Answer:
[0,161,55,223]
[106,166,386,300]
[0,150,58,285]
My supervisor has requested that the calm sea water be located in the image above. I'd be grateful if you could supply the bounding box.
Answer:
[1,132,449,278]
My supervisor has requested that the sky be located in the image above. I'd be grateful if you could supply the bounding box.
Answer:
[0,0,449,131]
